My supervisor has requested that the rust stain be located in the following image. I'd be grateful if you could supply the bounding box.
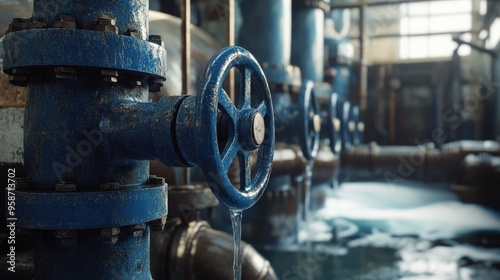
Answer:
[0,73,27,107]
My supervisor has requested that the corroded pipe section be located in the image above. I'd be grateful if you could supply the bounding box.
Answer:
[151,220,278,280]
[342,141,500,182]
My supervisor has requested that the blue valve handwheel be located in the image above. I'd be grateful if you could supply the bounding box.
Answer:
[321,93,342,154]
[298,81,320,160]
[195,46,275,210]
[340,100,353,149]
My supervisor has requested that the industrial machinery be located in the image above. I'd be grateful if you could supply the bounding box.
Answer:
[216,0,364,246]
[210,0,323,246]
[1,0,274,279]
[2,0,500,279]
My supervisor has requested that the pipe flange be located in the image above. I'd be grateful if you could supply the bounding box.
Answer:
[13,183,168,230]
[292,0,331,13]
[6,17,49,34]
[2,29,166,91]
[262,63,302,90]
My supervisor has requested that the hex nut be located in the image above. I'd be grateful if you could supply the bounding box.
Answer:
[148,35,164,48]
[130,223,145,237]
[54,66,76,80]
[130,80,142,86]
[8,75,28,87]
[54,230,77,239]
[7,18,29,33]
[125,29,141,38]
[53,15,76,29]
[95,17,118,34]
[100,227,120,244]
[99,182,121,190]
[100,227,120,237]
[149,217,167,231]
[132,230,144,237]
[100,70,119,83]
[55,182,77,192]
[95,24,119,34]
[101,236,119,245]
[97,17,116,26]
[148,175,165,185]
[29,17,48,29]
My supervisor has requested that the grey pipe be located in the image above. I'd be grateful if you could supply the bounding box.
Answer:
[238,0,292,67]
[151,220,278,280]
[342,140,500,182]
[291,6,325,82]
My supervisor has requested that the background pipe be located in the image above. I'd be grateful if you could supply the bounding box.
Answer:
[239,0,291,70]
[291,0,328,83]
[312,145,340,185]
[151,220,278,280]
[269,143,307,177]
[341,140,500,182]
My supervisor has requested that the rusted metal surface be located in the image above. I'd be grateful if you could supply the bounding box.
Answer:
[3,1,168,278]
[342,140,500,184]
[151,220,278,280]
[0,73,27,107]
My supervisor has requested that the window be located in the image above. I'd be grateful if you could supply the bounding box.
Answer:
[399,0,472,59]
[487,17,500,49]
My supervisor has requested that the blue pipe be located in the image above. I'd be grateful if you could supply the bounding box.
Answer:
[3,0,274,277]
[238,0,320,160]
[239,0,291,70]
[3,1,165,278]
[325,37,354,100]
[291,6,325,83]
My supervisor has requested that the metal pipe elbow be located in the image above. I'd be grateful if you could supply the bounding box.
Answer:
[151,220,278,280]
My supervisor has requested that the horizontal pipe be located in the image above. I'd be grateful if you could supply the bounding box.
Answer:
[342,140,500,182]
[151,220,278,280]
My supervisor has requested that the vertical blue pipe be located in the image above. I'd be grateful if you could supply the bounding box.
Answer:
[291,7,325,83]
[238,0,291,68]
[25,77,150,190]
[21,1,156,279]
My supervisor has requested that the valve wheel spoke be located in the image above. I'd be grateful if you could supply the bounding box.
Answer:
[238,150,251,191]
[238,67,253,110]
[218,88,239,119]
[221,137,240,170]
[256,101,267,117]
